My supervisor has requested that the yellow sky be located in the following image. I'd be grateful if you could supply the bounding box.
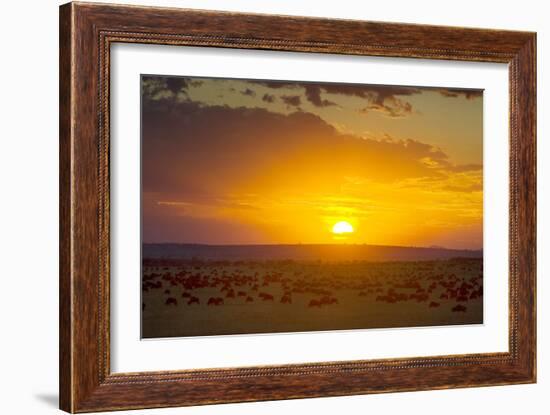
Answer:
[141,75,483,249]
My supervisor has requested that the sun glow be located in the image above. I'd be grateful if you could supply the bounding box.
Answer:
[332,221,354,235]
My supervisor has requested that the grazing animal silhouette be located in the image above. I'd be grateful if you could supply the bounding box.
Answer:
[280,294,292,304]
[319,296,338,305]
[164,289,171,295]
[207,297,223,306]
[452,304,467,312]
[237,291,247,297]
[245,296,254,302]
[308,299,321,308]
[181,292,191,298]
[259,292,274,301]
[188,296,200,305]
[165,297,177,306]
[429,301,440,308]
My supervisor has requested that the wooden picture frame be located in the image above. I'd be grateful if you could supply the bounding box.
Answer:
[59,2,536,412]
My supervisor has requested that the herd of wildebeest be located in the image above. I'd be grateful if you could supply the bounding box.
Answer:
[141,257,483,336]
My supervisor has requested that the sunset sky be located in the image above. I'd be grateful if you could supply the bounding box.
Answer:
[141,75,483,249]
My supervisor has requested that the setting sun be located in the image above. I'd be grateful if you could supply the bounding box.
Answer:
[332,221,354,235]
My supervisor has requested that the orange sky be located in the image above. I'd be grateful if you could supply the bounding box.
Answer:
[141,75,483,249]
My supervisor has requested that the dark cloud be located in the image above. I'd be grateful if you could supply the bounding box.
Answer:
[142,75,193,102]
[262,93,276,103]
[144,76,481,123]
[241,88,256,97]
[142,99,472,197]
[304,85,338,107]
[281,95,302,107]
[317,84,419,117]
[319,84,421,100]
[255,81,420,116]
[252,81,294,89]
[143,77,482,123]
[253,81,481,114]
[436,88,483,100]
[359,96,413,118]
[165,77,189,95]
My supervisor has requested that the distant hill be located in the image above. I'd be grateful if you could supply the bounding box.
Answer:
[142,243,482,262]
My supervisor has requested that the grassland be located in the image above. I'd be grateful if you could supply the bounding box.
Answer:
[142,257,483,338]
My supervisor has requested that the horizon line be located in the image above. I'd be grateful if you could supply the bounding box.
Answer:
[142,242,483,251]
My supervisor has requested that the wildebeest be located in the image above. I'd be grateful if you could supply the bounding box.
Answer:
[280,294,292,304]
[319,295,338,305]
[259,292,274,301]
[207,297,224,306]
[142,257,483,335]
[452,304,467,312]
[165,297,177,306]
[188,296,200,305]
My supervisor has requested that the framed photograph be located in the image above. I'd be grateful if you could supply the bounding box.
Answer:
[59,2,536,412]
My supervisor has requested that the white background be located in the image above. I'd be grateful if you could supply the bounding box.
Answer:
[0,0,547,414]
[111,45,509,372]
